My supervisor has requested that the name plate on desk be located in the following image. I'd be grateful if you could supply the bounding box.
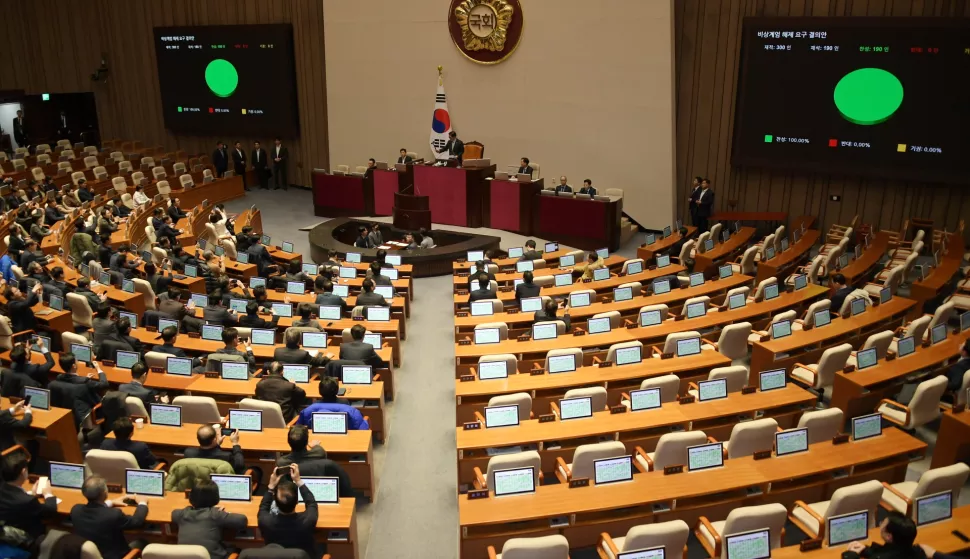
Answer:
[530,369,545,376]
[459,375,475,382]
[569,478,590,488]
[599,361,613,368]
[760,334,771,342]
[674,315,685,321]
[457,259,466,264]
[467,490,489,500]
[150,367,163,373]
[188,332,201,338]
[664,465,684,475]
[843,365,856,373]
[517,336,530,342]
[610,405,627,415]
[678,395,696,405]
[954,403,967,414]
[573,330,585,337]
[507,309,519,315]
[741,386,757,395]
[274,288,285,293]
[753,450,772,460]
[204,372,219,379]
[538,414,556,423]
[463,422,481,431]
[922,339,931,348]
[500,287,513,293]
[582,278,592,283]
[146,326,158,333]
[456,312,469,317]
[661,352,674,360]
[457,290,468,296]
[886,351,896,361]
[832,434,850,445]
[106,483,122,494]
[458,273,469,278]
[680,283,689,290]
[458,339,472,346]
[101,360,115,367]
[626,322,638,329]
[800,540,823,552]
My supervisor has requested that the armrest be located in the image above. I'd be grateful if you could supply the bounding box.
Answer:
[600,533,621,557]
[877,399,910,426]
[650,345,663,357]
[555,456,571,482]
[474,411,485,425]
[687,382,699,391]
[1,444,30,461]
[227,555,239,559]
[880,481,912,513]
[91,403,104,425]
[705,340,719,350]
[793,363,817,384]
[621,391,631,402]
[634,445,653,471]
[473,466,487,490]
[487,547,498,559]
[698,516,722,558]
[592,355,603,364]
[707,435,719,444]
[12,329,35,343]
[151,461,167,471]
[623,319,634,327]
[287,415,299,427]
[792,500,825,535]
[121,549,141,559]
[549,402,560,418]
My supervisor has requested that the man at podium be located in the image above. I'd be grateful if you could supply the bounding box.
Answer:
[517,157,533,176]
[436,131,464,165]
[397,149,413,164]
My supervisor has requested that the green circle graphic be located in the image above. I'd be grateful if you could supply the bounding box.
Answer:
[205,59,239,98]
[833,68,903,125]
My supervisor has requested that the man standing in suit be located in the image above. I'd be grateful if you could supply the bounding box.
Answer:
[339,325,386,370]
[554,176,573,193]
[256,361,307,423]
[99,417,159,469]
[232,141,248,190]
[437,130,464,165]
[70,475,149,559]
[687,176,702,226]
[0,450,58,541]
[273,137,288,190]
[12,110,26,148]
[517,157,533,176]
[578,179,597,197]
[252,141,269,190]
[212,142,229,178]
[57,111,71,141]
[694,178,714,232]
[397,148,413,164]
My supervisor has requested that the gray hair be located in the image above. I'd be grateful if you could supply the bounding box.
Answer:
[81,475,107,502]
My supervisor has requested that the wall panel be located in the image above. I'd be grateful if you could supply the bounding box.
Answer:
[0,0,328,187]
[676,0,970,241]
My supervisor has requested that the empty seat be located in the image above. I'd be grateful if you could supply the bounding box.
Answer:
[723,418,778,459]
[789,480,883,540]
[797,408,844,444]
[83,155,98,169]
[687,366,748,398]
[600,520,690,559]
[171,395,221,424]
[561,386,607,413]
[486,393,532,421]
[791,343,853,399]
[881,463,969,516]
[84,449,139,486]
[634,430,707,472]
[477,354,517,376]
[556,441,626,483]
[475,321,508,341]
[876,375,947,430]
[487,535,569,559]
[474,450,542,491]
[697,503,788,559]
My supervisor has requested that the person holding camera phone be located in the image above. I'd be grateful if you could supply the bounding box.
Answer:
[258,463,323,558]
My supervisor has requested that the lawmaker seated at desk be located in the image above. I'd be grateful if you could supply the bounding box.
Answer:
[184,424,247,475]
[945,339,970,392]
[259,463,324,559]
[297,377,370,431]
[292,303,323,330]
[535,298,571,331]
[171,477,248,559]
[357,278,389,307]
[843,511,961,559]
[554,176,572,193]
[467,274,497,303]
[277,424,354,498]
[578,178,597,197]
[340,324,387,370]
[274,329,333,367]
[0,447,59,544]
[70,475,150,559]
[239,300,279,329]
[256,361,309,423]
[579,252,607,280]
[515,271,541,303]
[99,416,162,470]
[314,278,348,314]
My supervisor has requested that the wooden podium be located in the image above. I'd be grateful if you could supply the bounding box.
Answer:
[392,191,431,231]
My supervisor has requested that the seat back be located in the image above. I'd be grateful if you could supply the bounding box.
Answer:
[802,254,824,283]
[71,171,86,185]
[650,431,710,472]
[814,343,853,388]
[738,246,758,276]
[592,310,622,329]
[62,331,91,349]
[125,397,148,418]
[171,395,221,424]
[144,351,170,369]
[142,544,210,559]
[724,286,750,302]
[825,480,884,527]
[678,240,695,263]
[132,278,156,311]
[84,449,139,485]
[773,225,786,252]
[84,156,98,169]
[499,535,569,559]
[797,408,844,444]
[121,193,135,209]
[902,375,947,428]
[760,234,776,258]
[31,167,45,182]
[911,463,970,503]
[801,300,832,328]
[607,340,643,363]
[239,398,286,429]
[66,293,94,328]
[683,295,710,312]
[726,418,778,459]
[639,304,669,324]
[927,301,955,335]
[156,180,171,196]
[180,174,194,189]
[485,450,541,491]
[902,315,932,343]
[708,366,749,393]
[478,354,517,376]
[661,331,701,354]
[487,393,532,420]
[860,330,894,358]
[710,223,723,242]
[563,386,607,412]
[621,259,645,275]
[696,231,711,253]
[152,166,166,180]
[570,441,626,479]
[617,281,642,296]
[544,348,583,371]
[720,503,789,556]
[639,374,681,403]
[716,322,752,361]
[111,176,128,193]
[620,520,691,554]
[752,277,778,302]
[475,321,509,341]
[883,265,904,293]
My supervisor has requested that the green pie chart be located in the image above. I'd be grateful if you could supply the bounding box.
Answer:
[833,68,903,125]
[205,59,238,98]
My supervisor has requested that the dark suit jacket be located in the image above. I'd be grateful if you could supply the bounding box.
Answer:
[468,287,496,303]
[255,374,307,422]
[276,455,353,498]
[314,293,348,314]
[240,314,277,329]
[555,184,573,193]
[578,186,597,196]
[12,117,26,144]
[184,445,245,474]
[100,437,159,469]
[356,291,388,307]
[443,139,464,162]
[0,481,58,539]
[830,286,854,315]
[168,203,187,222]
[212,148,229,174]
[517,166,533,175]
[534,308,571,330]
[339,341,384,370]
[71,501,149,559]
[272,346,314,366]
[696,188,714,217]
[8,291,39,332]
[151,343,189,358]
[118,381,157,410]
[515,282,541,303]
[172,506,248,559]
[0,408,32,452]
[252,148,268,170]
[397,155,413,164]
[946,357,970,392]
[257,485,320,559]
[231,148,247,173]
[49,371,108,427]
[688,186,702,215]
[272,146,289,167]
[1,352,53,397]
[203,304,237,325]
[519,249,541,262]
[158,299,191,322]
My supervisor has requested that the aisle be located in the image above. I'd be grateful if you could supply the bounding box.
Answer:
[364,273,460,558]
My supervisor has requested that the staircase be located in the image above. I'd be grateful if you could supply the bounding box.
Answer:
[620,215,639,246]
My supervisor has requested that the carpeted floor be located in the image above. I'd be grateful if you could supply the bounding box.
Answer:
[223,189,968,559]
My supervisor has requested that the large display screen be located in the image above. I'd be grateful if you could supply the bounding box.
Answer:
[732,18,970,182]
[153,24,298,136]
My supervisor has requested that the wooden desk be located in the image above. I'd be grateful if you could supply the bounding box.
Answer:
[909,238,965,320]
[48,256,147,320]
[0,397,83,463]
[453,274,753,334]
[40,487,359,559]
[457,428,925,559]
[114,422,377,498]
[455,351,731,421]
[455,385,814,487]
[534,193,622,251]
[931,409,970,468]
[455,285,828,367]
[839,231,890,286]
[693,226,757,273]
[637,227,697,262]
[830,328,970,419]
[453,266,687,310]
[755,230,821,284]
[28,302,74,341]
[749,297,917,384]
[339,260,414,277]
[453,248,603,272]
[451,255,628,291]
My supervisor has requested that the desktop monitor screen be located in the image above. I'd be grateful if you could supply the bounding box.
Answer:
[764,247,775,260]
[615,346,642,365]
[507,247,523,258]
[49,462,85,489]
[704,238,715,252]
[302,332,327,349]
[697,378,728,402]
[49,294,64,311]
[896,336,916,358]
[298,476,340,503]
[915,491,952,526]
[689,272,705,287]
[763,283,780,301]
[547,354,577,374]
[516,260,534,273]
[342,365,372,385]
[558,396,593,420]
[122,279,135,293]
[759,369,787,392]
[237,252,250,264]
[852,413,883,441]
[363,333,382,348]
[249,277,266,288]
[221,362,249,381]
[318,305,342,320]
[478,360,508,380]
[880,287,892,305]
[656,254,671,268]
[115,350,140,370]
[640,310,662,327]
[376,287,394,301]
[333,285,349,297]
[382,268,399,280]
[302,263,318,276]
[119,311,138,328]
[771,320,792,340]
[466,250,485,262]
[532,322,558,341]
[645,234,656,245]
[272,303,292,317]
[520,297,542,312]
[125,469,165,497]
[229,298,249,313]
[150,404,182,427]
[728,293,747,311]
[594,456,633,485]
[261,235,272,245]
[596,248,609,259]
[201,324,224,341]
[166,357,193,376]
[385,255,402,266]
[228,409,263,432]
[544,242,559,253]
[814,310,831,328]
[474,328,500,345]
[850,298,866,316]
[559,254,576,268]
[775,428,809,457]
[346,252,361,263]
[366,307,390,322]
[210,474,252,502]
[687,443,724,472]
[685,302,706,319]
[282,364,310,384]
[630,388,662,411]
[676,337,702,357]
[781,238,790,252]
[855,348,878,370]
[587,317,612,334]
[311,412,348,434]
[626,260,644,275]
[652,280,671,295]
[70,343,92,364]
[555,272,573,286]
[471,301,494,316]
[719,265,733,279]
[593,267,610,281]
[23,387,50,410]
[190,294,209,308]
[250,329,276,346]
[339,267,357,279]
[184,264,198,278]
[663,226,672,238]
[930,323,947,345]
[484,405,519,428]
[614,286,633,302]
[287,281,305,295]
[569,292,592,308]
[793,275,808,291]
[827,511,869,547]
[492,467,535,497]
[725,530,771,559]
[99,271,112,285]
